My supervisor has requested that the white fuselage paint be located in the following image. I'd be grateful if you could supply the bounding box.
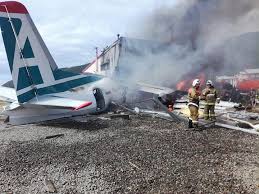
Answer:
[2,78,113,125]
[0,9,114,125]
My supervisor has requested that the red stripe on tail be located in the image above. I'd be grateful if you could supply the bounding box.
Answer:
[0,1,28,14]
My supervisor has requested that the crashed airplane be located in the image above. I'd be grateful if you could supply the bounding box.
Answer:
[0,1,113,125]
[0,1,175,125]
[0,1,259,136]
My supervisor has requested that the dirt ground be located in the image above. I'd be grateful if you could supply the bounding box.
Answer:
[0,114,258,194]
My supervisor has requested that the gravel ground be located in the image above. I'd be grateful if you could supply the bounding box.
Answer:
[0,115,258,194]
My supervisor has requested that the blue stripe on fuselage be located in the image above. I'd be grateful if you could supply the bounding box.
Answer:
[17,75,103,103]
[53,69,79,80]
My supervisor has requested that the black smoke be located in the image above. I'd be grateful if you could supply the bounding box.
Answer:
[136,0,259,84]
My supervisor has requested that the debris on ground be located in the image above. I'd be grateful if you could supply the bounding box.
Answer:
[113,94,259,135]
[128,161,141,170]
[0,95,259,193]
[109,114,130,120]
[45,134,65,140]
[0,116,257,193]
[44,178,57,193]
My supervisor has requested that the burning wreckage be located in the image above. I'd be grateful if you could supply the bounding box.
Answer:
[80,32,259,135]
[0,0,259,136]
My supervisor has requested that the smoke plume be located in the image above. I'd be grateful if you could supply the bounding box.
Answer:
[126,0,259,88]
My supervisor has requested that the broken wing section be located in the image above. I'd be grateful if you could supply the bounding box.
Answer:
[2,95,94,125]
[136,82,174,95]
[28,96,92,110]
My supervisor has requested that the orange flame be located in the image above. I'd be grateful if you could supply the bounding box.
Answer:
[176,72,206,91]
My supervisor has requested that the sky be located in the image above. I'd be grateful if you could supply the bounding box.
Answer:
[0,0,176,84]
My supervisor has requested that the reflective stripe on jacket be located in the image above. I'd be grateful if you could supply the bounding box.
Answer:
[202,87,217,105]
[188,87,200,107]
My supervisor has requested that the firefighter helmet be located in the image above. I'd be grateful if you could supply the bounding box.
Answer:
[206,80,213,86]
[192,79,200,87]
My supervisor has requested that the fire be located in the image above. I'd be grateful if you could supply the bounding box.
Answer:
[176,73,206,91]
[176,80,188,91]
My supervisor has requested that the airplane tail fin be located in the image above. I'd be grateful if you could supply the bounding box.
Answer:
[0,1,59,103]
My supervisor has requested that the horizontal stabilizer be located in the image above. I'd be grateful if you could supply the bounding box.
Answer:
[29,96,92,110]
[0,86,17,102]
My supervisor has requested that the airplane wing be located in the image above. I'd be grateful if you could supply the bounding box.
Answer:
[136,82,174,95]
[28,95,93,110]
[0,86,93,111]
[3,95,93,111]
[0,86,17,102]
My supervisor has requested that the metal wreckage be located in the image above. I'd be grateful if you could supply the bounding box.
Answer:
[0,1,259,136]
[109,82,259,136]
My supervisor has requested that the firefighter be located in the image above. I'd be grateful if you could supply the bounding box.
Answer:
[256,89,259,100]
[202,80,218,120]
[249,89,256,108]
[188,79,201,128]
